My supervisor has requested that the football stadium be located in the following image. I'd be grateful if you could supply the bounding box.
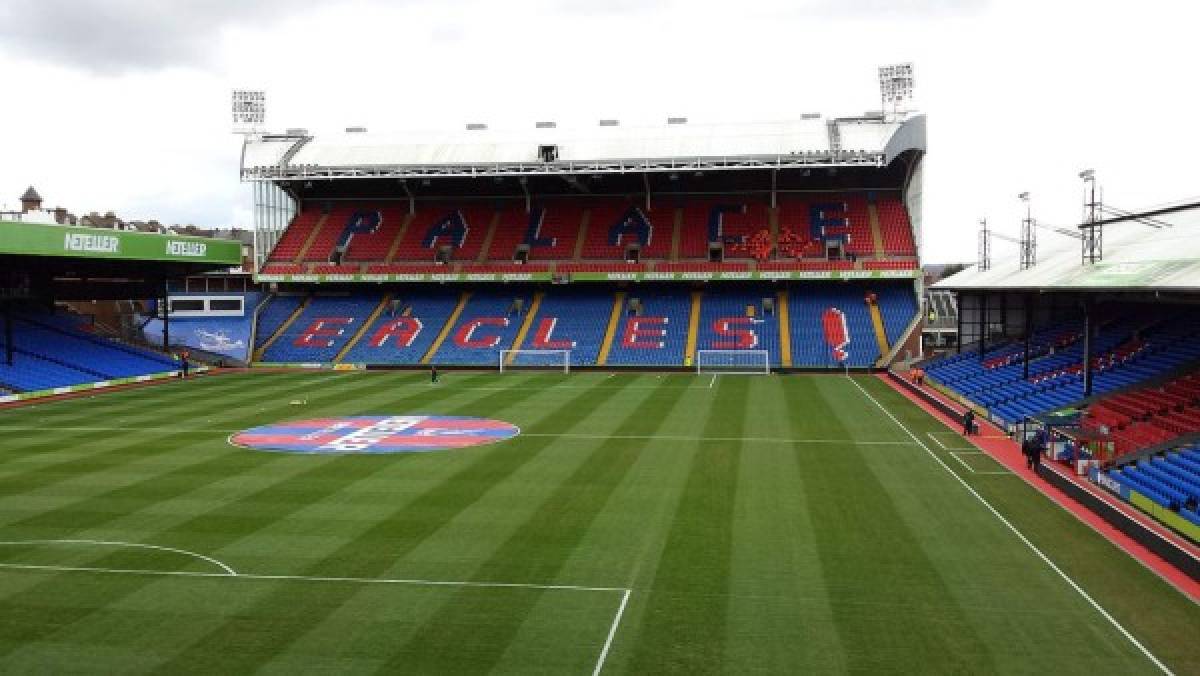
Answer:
[2,76,1200,673]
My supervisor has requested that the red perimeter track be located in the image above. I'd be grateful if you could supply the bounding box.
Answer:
[879,373,1200,603]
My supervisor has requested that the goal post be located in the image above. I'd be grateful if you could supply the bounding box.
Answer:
[695,350,771,375]
[499,349,571,373]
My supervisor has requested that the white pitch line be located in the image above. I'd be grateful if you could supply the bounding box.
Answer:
[925,431,949,449]
[708,374,717,389]
[846,376,1173,675]
[0,539,237,576]
[0,561,626,593]
[946,450,976,473]
[592,588,631,676]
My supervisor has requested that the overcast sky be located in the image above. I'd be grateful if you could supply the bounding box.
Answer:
[1,0,1195,263]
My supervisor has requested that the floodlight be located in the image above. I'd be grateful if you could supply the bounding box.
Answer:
[1079,169,1095,180]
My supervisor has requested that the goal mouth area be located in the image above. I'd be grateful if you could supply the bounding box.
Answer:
[694,350,771,375]
[498,350,572,373]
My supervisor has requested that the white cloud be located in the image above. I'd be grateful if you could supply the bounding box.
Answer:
[1,0,1196,263]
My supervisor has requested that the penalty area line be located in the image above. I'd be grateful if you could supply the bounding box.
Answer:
[847,376,1173,675]
[0,561,628,593]
[592,588,632,676]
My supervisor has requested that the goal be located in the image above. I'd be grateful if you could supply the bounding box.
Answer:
[499,349,571,373]
[695,350,771,375]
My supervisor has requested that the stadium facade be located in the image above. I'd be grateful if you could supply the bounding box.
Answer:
[233,113,927,370]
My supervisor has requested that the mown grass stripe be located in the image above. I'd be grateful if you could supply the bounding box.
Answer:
[783,377,994,673]
[625,375,748,673]
[387,375,695,673]
[0,374,517,659]
[146,376,641,673]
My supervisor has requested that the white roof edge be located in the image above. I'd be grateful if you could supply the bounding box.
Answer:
[241,114,924,173]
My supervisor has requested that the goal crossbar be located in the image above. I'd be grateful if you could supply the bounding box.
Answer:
[695,349,771,375]
[499,349,571,373]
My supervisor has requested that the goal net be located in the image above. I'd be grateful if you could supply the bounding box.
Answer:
[499,349,571,373]
[695,350,771,375]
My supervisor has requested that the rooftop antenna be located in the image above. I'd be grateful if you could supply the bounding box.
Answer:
[1018,192,1036,270]
[878,63,914,120]
[1080,169,1102,264]
[977,218,991,271]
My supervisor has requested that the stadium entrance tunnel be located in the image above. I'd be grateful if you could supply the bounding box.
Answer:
[230,415,521,454]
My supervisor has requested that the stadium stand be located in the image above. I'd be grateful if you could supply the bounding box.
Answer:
[262,192,920,270]
[0,312,177,391]
[431,290,535,364]
[243,283,919,368]
[261,295,385,362]
[340,291,461,364]
[1106,445,1200,521]
[926,307,1200,425]
[604,288,692,366]
[695,289,782,365]
[254,295,306,348]
[509,289,613,366]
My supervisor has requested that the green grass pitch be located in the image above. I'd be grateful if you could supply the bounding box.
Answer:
[0,371,1197,674]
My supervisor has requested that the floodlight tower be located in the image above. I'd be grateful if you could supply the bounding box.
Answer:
[878,63,915,119]
[1080,169,1103,264]
[977,218,991,272]
[1018,192,1036,270]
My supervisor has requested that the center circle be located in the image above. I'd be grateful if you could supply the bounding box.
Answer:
[231,415,521,454]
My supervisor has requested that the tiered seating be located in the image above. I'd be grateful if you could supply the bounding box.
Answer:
[788,284,914,367]
[266,209,322,263]
[388,203,495,263]
[0,313,177,392]
[513,291,613,365]
[864,259,919,270]
[1106,446,1200,526]
[264,192,920,270]
[255,295,305,348]
[876,196,918,256]
[260,263,304,275]
[261,295,384,362]
[605,289,692,366]
[299,208,349,262]
[431,291,534,364]
[927,309,1200,424]
[677,197,771,259]
[695,291,782,365]
[1084,373,1200,456]
[655,262,749,273]
[558,262,645,274]
[759,261,854,272]
[344,205,408,262]
[580,199,655,259]
[340,291,461,364]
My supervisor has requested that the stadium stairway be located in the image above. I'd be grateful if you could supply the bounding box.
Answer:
[254,295,309,360]
[596,291,627,366]
[333,294,393,362]
[260,295,386,363]
[341,291,463,365]
[422,291,471,364]
[507,290,613,366]
[430,290,535,365]
[777,289,793,367]
[867,296,891,357]
[604,288,692,366]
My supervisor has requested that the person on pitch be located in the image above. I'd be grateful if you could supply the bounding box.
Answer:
[431,365,439,384]
[962,409,975,436]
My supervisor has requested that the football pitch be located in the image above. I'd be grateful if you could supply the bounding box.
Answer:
[0,371,1196,674]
